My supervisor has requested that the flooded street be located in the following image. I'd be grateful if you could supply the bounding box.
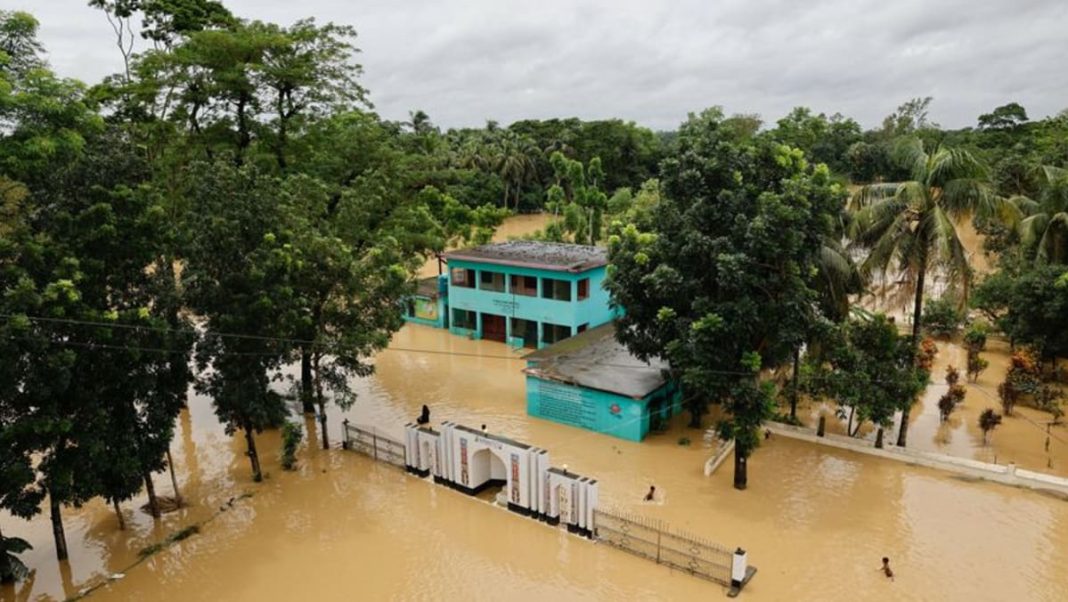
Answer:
[4,215,1068,602]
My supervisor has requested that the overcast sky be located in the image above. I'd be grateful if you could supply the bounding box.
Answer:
[14,0,1068,131]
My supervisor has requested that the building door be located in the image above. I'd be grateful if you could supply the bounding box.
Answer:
[482,313,506,342]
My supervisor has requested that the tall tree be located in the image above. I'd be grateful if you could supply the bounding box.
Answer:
[182,162,296,481]
[607,107,844,489]
[848,139,1008,446]
[810,315,928,447]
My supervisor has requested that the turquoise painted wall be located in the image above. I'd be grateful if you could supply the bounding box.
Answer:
[446,259,618,343]
[525,375,681,441]
[402,293,448,329]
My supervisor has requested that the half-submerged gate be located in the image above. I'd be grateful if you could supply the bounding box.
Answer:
[343,419,755,595]
[403,421,598,534]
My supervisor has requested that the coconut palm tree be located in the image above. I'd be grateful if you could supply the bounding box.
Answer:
[490,131,538,212]
[848,138,1011,447]
[1015,165,1068,265]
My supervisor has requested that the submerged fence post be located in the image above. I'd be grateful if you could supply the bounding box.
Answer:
[342,419,350,450]
[731,547,748,589]
[373,431,379,461]
[817,416,826,437]
[656,526,662,564]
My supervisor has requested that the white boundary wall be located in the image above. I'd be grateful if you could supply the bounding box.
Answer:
[765,421,1068,496]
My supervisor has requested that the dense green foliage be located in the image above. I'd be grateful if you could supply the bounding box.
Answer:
[606,107,846,488]
[280,421,303,471]
[922,297,965,338]
[807,315,928,445]
[1,0,1066,578]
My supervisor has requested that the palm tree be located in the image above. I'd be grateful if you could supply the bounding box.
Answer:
[1015,165,1068,265]
[848,139,1009,447]
[491,131,537,212]
[788,229,866,421]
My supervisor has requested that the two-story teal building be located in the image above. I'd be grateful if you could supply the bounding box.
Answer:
[410,241,617,349]
[400,241,678,441]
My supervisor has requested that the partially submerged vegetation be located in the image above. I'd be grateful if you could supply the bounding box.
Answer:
[0,0,1066,582]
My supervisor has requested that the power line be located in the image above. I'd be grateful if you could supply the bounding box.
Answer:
[7,314,1062,399]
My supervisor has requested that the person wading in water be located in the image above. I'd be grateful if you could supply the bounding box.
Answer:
[416,405,430,425]
[643,485,656,502]
[880,557,894,581]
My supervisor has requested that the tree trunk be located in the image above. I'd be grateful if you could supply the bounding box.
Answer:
[733,444,748,491]
[244,422,263,482]
[898,260,928,448]
[688,404,703,429]
[847,407,856,437]
[113,499,126,530]
[300,348,315,414]
[49,491,68,561]
[790,347,800,420]
[166,448,182,507]
[0,521,11,583]
[875,427,885,449]
[143,470,161,518]
[314,354,330,450]
[318,400,330,450]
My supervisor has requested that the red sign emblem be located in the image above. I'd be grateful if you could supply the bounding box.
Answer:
[610,403,621,415]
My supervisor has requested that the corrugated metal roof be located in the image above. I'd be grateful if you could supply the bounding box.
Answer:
[415,276,441,298]
[523,323,669,399]
[445,241,608,273]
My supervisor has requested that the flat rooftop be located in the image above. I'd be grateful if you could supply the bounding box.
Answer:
[523,323,669,400]
[444,241,608,273]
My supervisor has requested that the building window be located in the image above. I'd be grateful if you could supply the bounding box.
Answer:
[542,322,572,345]
[510,274,538,297]
[451,267,475,288]
[479,270,505,292]
[540,277,571,302]
[577,278,589,300]
[510,318,538,348]
[453,309,477,330]
[577,323,588,333]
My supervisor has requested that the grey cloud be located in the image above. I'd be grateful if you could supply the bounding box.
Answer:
[14,0,1068,131]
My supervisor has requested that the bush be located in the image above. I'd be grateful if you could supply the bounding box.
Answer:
[998,350,1041,416]
[978,409,1002,444]
[281,421,303,470]
[938,384,966,422]
[922,297,965,338]
[945,365,960,387]
[963,322,989,351]
[917,337,938,372]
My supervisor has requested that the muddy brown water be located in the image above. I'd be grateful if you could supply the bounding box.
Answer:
[4,215,1068,601]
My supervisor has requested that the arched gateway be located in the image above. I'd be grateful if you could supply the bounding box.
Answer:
[404,421,598,534]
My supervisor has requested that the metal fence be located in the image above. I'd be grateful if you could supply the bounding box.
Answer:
[593,508,734,586]
[342,422,406,468]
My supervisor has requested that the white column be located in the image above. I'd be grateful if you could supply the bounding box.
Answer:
[731,548,748,588]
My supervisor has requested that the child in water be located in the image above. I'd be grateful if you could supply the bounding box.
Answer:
[881,557,894,581]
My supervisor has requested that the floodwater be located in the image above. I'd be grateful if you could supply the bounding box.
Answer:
[804,337,1068,477]
[4,215,1068,602]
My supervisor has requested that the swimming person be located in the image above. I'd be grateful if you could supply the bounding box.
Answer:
[416,405,430,425]
[881,557,894,581]
[644,485,656,502]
